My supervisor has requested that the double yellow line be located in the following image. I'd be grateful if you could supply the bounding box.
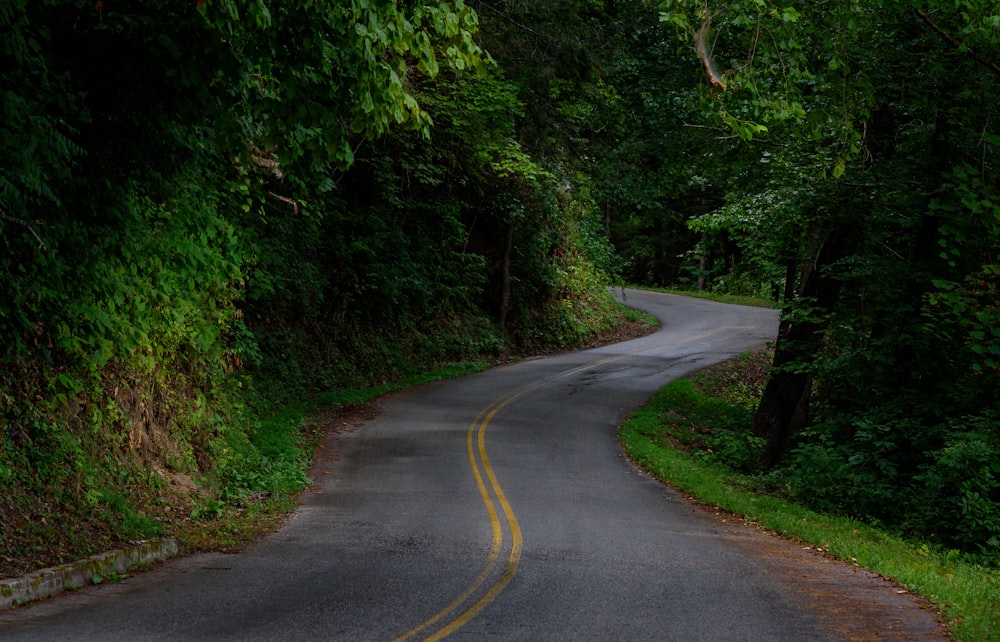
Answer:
[391,390,526,642]
[392,326,734,640]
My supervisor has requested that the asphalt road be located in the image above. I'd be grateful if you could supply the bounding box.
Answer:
[0,289,944,640]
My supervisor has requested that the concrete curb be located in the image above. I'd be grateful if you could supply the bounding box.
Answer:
[0,538,178,611]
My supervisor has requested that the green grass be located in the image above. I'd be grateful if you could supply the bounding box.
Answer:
[632,285,779,309]
[620,381,1000,641]
[236,361,492,498]
[622,305,660,328]
[315,361,489,407]
[180,361,493,552]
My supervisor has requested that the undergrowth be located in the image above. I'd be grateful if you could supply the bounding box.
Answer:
[1,286,649,581]
[619,347,1000,641]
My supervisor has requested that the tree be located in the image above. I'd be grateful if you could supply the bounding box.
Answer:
[0,0,495,557]
[658,0,1000,557]
[204,0,488,170]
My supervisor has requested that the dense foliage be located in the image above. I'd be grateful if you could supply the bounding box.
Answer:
[3,0,998,574]
[0,0,624,571]
[657,0,1000,563]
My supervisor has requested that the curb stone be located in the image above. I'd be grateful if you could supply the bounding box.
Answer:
[0,538,178,610]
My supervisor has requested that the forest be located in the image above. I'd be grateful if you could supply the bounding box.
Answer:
[1,1,998,571]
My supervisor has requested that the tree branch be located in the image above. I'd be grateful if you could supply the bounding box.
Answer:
[0,208,46,251]
[267,191,300,215]
[911,6,1000,78]
[695,12,727,90]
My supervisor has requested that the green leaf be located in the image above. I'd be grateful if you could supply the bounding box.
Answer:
[832,157,846,178]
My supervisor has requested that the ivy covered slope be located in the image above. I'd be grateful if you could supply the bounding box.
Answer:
[0,1,625,576]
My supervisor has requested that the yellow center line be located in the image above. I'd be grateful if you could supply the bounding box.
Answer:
[390,399,515,642]
[422,403,525,641]
[392,325,734,640]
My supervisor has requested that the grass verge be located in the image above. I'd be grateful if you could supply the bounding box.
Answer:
[619,354,1000,641]
[633,285,779,309]
[3,294,658,583]
[172,313,661,557]
[168,304,660,558]
[175,361,492,553]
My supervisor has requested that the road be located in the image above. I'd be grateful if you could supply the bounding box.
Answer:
[0,289,944,640]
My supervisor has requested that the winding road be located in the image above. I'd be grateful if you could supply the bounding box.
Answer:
[0,289,944,640]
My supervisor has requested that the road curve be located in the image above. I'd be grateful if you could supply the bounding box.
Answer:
[0,289,944,640]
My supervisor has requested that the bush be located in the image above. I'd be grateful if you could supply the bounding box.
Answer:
[914,416,1000,564]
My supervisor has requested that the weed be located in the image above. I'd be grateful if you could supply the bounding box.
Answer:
[190,499,226,521]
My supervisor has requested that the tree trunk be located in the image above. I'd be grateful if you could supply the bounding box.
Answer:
[697,233,708,291]
[753,225,855,467]
[753,317,816,468]
[652,217,664,286]
[783,260,798,302]
[498,222,515,330]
